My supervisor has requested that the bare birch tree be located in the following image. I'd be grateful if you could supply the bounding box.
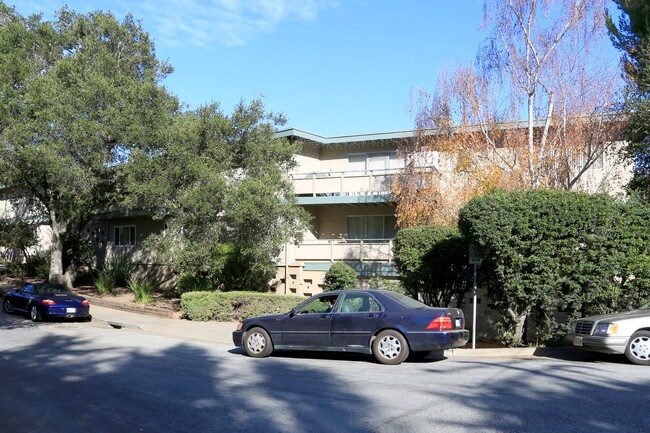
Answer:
[393,0,624,227]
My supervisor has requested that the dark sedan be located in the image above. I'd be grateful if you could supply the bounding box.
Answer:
[3,283,91,322]
[233,289,469,365]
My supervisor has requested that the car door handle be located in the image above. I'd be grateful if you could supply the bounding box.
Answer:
[365,314,379,318]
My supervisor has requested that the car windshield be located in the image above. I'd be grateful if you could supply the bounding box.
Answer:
[382,292,429,309]
[34,285,70,295]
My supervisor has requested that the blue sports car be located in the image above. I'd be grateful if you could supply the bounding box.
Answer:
[3,283,91,322]
[233,290,469,365]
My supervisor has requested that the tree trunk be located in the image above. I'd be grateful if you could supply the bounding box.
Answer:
[506,307,527,346]
[48,213,68,287]
[514,313,527,345]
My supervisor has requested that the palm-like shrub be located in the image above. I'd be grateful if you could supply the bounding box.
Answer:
[94,271,115,295]
[128,277,154,304]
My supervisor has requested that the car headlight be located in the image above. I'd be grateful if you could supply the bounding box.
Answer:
[593,323,618,335]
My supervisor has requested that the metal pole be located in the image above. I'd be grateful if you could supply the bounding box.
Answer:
[472,263,478,350]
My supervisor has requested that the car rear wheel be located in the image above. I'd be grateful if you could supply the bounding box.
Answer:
[30,304,42,322]
[372,330,409,365]
[625,331,650,366]
[244,327,273,358]
[3,298,14,314]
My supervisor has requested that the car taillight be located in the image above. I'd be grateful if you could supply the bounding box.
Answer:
[82,300,89,305]
[41,299,56,305]
[426,316,453,331]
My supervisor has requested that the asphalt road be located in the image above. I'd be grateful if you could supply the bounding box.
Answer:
[0,311,648,433]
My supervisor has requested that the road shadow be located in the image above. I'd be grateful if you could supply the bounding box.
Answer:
[0,327,375,433]
[532,346,631,364]
[229,346,449,365]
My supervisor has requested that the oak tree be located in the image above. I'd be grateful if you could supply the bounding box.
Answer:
[0,4,178,286]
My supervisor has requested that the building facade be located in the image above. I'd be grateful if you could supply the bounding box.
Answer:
[1,126,633,298]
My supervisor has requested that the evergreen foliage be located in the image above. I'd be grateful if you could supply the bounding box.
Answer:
[322,262,360,291]
[181,291,304,321]
[126,100,309,292]
[393,226,470,307]
[0,219,38,261]
[459,189,650,346]
[0,4,178,286]
[607,1,650,197]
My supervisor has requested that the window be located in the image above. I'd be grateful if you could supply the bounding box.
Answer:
[347,215,397,240]
[348,154,366,172]
[348,151,402,173]
[114,226,136,246]
[339,293,382,313]
[297,294,339,314]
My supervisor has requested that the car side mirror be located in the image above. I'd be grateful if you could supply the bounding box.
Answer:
[289,308,296,318]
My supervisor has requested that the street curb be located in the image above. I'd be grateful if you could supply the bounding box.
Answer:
[84,296,176,319]
[92,316,142,330]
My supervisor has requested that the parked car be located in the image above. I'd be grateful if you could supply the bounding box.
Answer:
[232,289,469,365]
[3,283,91,322]
[568,300,650,365]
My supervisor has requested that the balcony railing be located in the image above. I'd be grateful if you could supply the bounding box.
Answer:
[291,168,402,197]
[281,239,394,264]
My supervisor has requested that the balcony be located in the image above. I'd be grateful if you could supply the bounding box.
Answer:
[281,239,394,264]
[291,168,402,197]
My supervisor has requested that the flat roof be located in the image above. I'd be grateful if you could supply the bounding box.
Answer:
[274,128,418,144]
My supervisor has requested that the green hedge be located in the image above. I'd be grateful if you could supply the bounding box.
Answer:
[180,291,305,321]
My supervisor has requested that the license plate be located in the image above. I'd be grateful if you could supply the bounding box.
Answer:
[66,308,76,313]
[455,319,462,328]
[573,336,583,346]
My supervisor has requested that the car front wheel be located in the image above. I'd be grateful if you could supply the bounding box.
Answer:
[3,298,14,314]
[625,331,650,366]
[244,327,273,358]
[372,330,409,365]
[30,304,42,322]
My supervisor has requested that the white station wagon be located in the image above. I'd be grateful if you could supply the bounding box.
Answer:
[568,300,650,365]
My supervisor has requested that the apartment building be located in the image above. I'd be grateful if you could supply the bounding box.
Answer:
[272,128,412,297]
[0,126,633,297]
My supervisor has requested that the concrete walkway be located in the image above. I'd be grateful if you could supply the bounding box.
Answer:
[88,303,591,360]
[90,304,238,345]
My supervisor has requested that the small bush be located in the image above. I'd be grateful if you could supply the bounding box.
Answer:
[35,263,50,280]
[102,252,135,287]
[7,261,26,277]
[323,262,359,291]
[181,291,305,321]
[128,277,154,304]
[94,271,115,295]
[368,277,405,293]
[176,273,213,294]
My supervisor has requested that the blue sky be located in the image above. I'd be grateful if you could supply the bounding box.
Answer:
[15,1,621,136]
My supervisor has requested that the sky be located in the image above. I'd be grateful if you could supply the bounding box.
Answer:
[13,0,623,136]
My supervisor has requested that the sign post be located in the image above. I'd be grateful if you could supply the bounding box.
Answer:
[468,244,483,350]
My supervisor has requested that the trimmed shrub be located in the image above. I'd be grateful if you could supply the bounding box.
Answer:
[323,262,359,291]
[393,226,470,307]
[181,291,305,321]
[459,189,650,346]
[176,273,213,294]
